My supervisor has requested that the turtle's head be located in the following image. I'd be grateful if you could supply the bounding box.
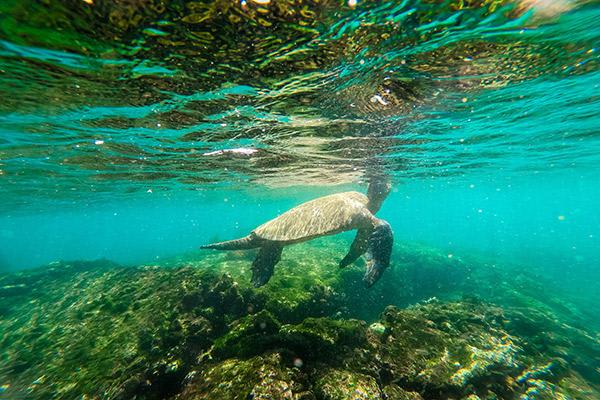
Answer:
[363,220,393,288]
[367,179,391,213]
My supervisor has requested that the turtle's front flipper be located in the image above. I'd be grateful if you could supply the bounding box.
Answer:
[363,220,393,288]
[339,228,370,268]
[251,243,283,287]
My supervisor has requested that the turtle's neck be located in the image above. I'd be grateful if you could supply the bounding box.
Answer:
[367,199,383,214]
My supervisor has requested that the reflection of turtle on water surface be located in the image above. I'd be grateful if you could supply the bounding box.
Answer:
[201,181,393,288]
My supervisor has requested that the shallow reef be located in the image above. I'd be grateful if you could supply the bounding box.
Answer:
[0,240,598,399]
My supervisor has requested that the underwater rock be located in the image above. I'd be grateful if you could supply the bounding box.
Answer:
[278,317,368,362]
[0,283,29,297]
[204,272,248,318]
[0,263,244,400]
[268,281,346,324]
[314,369,382,400]
[375,302,521,398]
[381,384,424,400]
[367,322,386,336]
[371,300,600,399]
[211,310,281,358]
[449,335,520,386]
[516,359,569,384]
[178,353,301,400]
[1,246,599,400]
[212,312,368,363]
[504,308,600,387]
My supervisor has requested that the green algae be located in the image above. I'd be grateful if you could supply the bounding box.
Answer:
[314,369,382,400]
[177,353,301,400]
[211,310,282,358]
[211,310,367,364]
[0,263,256,399]
[0,240,599,399]
[382,384,424,400]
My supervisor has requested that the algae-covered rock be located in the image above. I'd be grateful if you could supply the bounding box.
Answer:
[212,310,281,358]
[375,301,522,396]
[0,283,29,297]
[212,312,368,365]
[178,353,300,400]
[314,369,382,400]
[373,300,600,399]
[503,307,600,387]
[0,262,256,400]
[278,317,368,361]
[381,384,424,400]
[1,242,599,400]
[368,322,386,336]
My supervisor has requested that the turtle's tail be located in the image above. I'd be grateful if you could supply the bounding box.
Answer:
[200,234,259,250]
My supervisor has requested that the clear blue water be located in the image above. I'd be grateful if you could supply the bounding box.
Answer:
[1,174,599,279]
[0,0,598,285]
[1,2,599,288]
[0,0,598,288]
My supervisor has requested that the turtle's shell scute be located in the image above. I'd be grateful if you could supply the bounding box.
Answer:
[253,191,369,242]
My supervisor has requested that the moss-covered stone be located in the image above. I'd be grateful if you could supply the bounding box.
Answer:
[212,312,368,365]
[278,317,368,360]
[381,384,424,400]
[0,261,257,399]
[314,369,382,400]
[212,310,281,358]
[373,300,600,399]
[373,302,519,397]
[177,353,301,400]
[0,240,599,400]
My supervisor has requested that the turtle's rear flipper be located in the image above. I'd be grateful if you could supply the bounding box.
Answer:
[339,228,370,268]
[251,243,283,287]
[200,234,259,250]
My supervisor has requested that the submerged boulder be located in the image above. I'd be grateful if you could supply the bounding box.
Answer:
[1,249,599,400]
[374,301,521,398]
[177,353,301,400]
[278,317,368,362]
[211,309,368,363]
[371,300,600,399]
[381,384,424,400]
[314,369,382,400]
[211,310,282,358]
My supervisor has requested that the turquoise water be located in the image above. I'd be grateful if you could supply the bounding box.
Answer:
[2,175,599,284]
[1,0,598,271]
[1,1,600,399]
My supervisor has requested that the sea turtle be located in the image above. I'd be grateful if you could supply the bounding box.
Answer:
[201,181,393,288]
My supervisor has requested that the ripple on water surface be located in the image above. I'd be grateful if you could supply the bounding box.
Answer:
[0,0,599,211]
